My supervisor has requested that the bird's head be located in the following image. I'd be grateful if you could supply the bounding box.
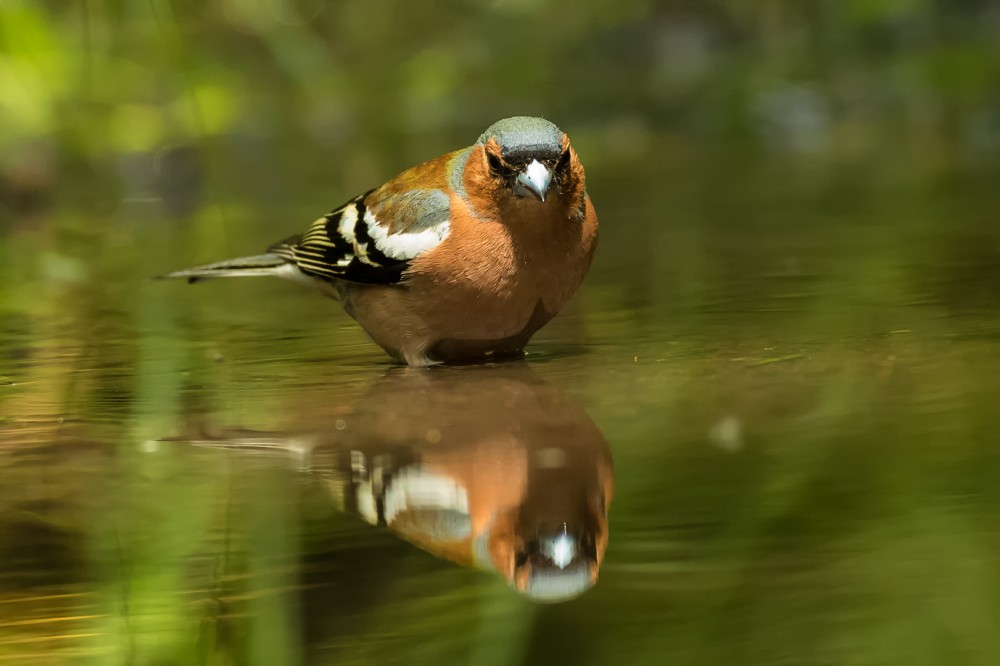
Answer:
[467,116,586,217]
[483,491,608,603]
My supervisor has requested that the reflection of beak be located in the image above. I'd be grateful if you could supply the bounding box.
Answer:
[516,159,553,202]
[540,530,576,569]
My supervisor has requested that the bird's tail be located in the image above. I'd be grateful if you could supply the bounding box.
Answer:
[157,253,290,284]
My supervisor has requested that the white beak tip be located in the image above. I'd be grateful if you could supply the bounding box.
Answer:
[517,159,553,202]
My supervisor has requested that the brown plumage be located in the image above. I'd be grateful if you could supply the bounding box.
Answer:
[172,364,614,602]
[161,117,598,366]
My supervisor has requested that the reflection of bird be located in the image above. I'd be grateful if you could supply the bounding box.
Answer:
[179,364,613,603]
[161,117,599,366]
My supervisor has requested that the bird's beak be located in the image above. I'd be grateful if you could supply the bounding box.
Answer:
[516,159,553,202]
[540,530,577,569]
[514,527,597,602]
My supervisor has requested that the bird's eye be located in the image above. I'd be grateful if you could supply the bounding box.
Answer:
[514,550,529,568]
[487,151,506,174]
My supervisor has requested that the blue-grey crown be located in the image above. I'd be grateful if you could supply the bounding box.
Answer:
[477,116,565,162]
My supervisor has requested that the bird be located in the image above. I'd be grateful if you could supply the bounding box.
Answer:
[318,365,614,602]
[160,116,598,366]
[169,364,614,602]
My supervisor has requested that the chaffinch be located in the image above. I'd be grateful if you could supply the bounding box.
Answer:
[325,365,614,602]
[162,116,598,366]
[174,364,614,602]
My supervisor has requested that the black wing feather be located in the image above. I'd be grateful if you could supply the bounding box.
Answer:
[289,193,410,285]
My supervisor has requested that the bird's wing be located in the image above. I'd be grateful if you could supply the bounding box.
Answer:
[278,160,456,285]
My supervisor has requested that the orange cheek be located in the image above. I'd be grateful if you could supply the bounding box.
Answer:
[513,566,532,593]
[486,511,521,581]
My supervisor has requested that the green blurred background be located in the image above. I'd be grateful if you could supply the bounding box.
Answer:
[2,0,1000,664]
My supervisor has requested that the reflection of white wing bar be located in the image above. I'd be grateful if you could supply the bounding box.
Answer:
[383,467,469,524]
[349,453,472,540]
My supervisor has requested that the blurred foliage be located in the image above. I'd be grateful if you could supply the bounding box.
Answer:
[1,0,1000,664]
[1,0,999,207]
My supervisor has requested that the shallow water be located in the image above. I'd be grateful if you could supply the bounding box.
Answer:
[4,3,1000,664]
[5,171,1000,663]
